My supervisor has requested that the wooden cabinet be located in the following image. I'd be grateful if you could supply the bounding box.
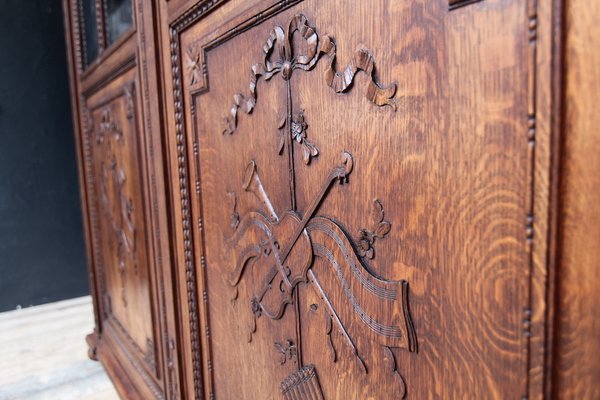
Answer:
[62,0,600,398]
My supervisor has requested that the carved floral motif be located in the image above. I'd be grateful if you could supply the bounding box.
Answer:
[274,339,298,365]
[278,110,319,164]
[357,199,392,259]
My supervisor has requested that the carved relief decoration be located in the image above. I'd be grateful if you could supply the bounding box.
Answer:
[274,339,298,366]
[186,43,203,87]
[356,199,392,260]
[97,106,137,308]
[222,14,397,136]
[448,0,484,10]
[218,14,416,398]
[383,346,407,399]
[124,83,135,120]
[280,365,324,400]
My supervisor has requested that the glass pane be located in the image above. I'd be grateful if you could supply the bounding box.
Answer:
[105,0,133,46]
[80,0,99,67]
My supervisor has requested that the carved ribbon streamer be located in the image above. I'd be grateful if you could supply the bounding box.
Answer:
[319,35,397,110]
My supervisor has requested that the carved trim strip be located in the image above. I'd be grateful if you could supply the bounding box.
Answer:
[110,315,157,375]
[136,0,173,393]
[74,0,86,72]
[107,319,165,400]
[169,24,205,400]
[95,0,106,52]
[524,1,538,399]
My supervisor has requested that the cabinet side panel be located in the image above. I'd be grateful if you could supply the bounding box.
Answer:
[554,1,600,398]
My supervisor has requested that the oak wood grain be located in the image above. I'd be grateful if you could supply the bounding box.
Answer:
[552,1,600,398]
[60,0,600,398]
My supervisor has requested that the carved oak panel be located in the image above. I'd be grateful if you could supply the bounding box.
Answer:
[169,0,544,398]
[85,67,158,381]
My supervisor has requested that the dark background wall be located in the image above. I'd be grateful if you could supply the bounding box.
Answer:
[0,0,89,312]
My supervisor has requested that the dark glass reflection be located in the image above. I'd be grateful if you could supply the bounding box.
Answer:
[80,0,98,67]
[105,0,133,46]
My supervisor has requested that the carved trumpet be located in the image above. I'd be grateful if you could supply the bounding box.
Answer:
[242,160,279,222]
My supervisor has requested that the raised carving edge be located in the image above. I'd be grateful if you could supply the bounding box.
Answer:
[448,0,484,10]
[383,346,407,399]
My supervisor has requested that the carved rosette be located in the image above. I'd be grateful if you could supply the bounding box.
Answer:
[186,43,203,86]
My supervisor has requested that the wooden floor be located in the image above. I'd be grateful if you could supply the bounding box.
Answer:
[0,296,119,400]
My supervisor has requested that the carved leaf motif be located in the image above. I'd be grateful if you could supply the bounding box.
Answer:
[372,198,385,223]
[375,221,392,238]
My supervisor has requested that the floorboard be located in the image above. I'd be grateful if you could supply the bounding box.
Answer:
[0,296,119,400]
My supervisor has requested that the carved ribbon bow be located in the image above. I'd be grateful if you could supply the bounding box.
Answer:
[223,14,398,135]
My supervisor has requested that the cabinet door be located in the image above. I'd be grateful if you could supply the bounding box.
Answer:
[166,0,554,398]
[64,0,179,398]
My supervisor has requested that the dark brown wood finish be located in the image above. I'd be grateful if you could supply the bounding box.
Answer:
[163,0,559,398]
[62,0,600,398]
[552,0,600,398]
[62,0,180,398]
